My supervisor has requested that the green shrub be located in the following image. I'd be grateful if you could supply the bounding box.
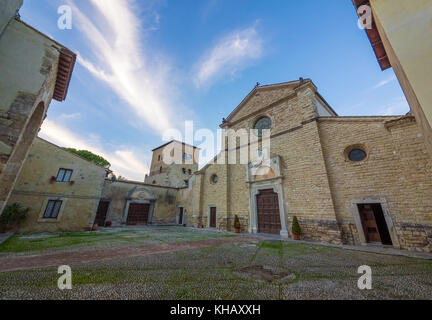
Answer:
[0,203,29,232]
[234,215,241,229]
[291,216,301,235]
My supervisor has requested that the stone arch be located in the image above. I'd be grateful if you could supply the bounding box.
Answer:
[248,113,275,133]
[0,101,46,212]
[128,186,156,201]
[123,186,156,225]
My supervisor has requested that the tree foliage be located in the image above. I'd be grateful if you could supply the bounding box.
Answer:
[0,203,29,232]
[65,148,111,167]
[291,216,301,235]
[234,215,241,229]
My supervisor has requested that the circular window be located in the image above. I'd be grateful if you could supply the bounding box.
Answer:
[348,149,367,162]
[253,117,272,136]
[210,174,218,184]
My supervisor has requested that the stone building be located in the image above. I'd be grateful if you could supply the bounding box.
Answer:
[0,0,76,213]
[144,140,200,187]
[180,79,432,252]
[353,0,432,155]
[5,79,431,253]
[6,138,187,232]
[99,180,181,227]
[6,138,107,232]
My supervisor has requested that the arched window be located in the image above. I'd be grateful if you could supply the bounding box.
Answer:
[253,117,272,136]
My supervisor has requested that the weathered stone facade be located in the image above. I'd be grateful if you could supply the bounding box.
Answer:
[144,140,199,187]
[179,79,432,252]
[0,3,75,214]
[6,138,107,232]
[5,78,431,253]
[101,180,180,226]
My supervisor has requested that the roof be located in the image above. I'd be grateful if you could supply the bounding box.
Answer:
[35,137,108,170]
[222,79,304,125]
[220,79,337,127]
[17,19,76,101]
[152,140,200,152]
[53,48,76,101]
[352,0,391,70]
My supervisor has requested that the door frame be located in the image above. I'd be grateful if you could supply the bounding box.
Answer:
[94,199,111,226]
[177,206,185,225]
[207,205,217,228]
[248,181,289,238]
[350,198,400,248]
[123,200,155,225]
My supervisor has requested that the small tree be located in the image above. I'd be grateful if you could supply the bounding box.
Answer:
[291,216,301,235]
[234,215,241,230]
[0,203,29,232]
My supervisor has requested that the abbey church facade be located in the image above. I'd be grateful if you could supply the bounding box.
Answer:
[5,79,432,253]
[175,79,432,252]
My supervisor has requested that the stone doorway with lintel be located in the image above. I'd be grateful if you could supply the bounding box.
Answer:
[350,198,400,249]
[246,156,289,238]
[123,186,156,225]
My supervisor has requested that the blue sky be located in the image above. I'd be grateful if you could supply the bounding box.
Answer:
[21,0,409,180]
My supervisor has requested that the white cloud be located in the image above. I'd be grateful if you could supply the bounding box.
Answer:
[67,0,174,134]
[57,113,81,121]
[378,97,410,116]
[39,120,149,181]
[194,24,263,87]
[373,74,396,89]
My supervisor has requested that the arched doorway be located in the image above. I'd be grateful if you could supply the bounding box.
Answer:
[0,102,45,212]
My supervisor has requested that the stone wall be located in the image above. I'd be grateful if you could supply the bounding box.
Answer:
[318,116,432,251]
[0,0,22,35]
[145,140,199,188]
[200,83,342,241]
[101,180,179,226]
[182,80,432,252]
[0,19,62,212]
[6,138,106,232]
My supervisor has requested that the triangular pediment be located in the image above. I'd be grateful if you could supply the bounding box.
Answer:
[223,80,307,124]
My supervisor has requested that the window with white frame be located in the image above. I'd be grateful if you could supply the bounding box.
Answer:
[56,168,73,182]
[43,200,63,219]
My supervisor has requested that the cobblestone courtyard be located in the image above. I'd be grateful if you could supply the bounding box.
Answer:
[0,227,431,300]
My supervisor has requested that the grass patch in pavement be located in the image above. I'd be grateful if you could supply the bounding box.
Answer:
[1,242,432,300]
[0,228,238,253]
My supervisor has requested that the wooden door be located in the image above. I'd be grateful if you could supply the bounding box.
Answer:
[256,189,281,235]
[210,207,216,228]
[179,207,184,225]
[94,200,110,227]
[127,203,150,225]
[358,204,382,243]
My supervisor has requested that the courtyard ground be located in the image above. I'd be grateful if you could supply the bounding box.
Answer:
[0,226,431,300]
